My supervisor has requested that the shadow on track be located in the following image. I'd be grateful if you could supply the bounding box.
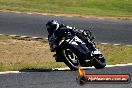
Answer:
[20,68,53,72]
[19,68,90,72]
[19,68,74,72]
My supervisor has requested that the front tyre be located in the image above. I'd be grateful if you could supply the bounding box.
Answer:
[62,48,80,71]
[93,56,106,69]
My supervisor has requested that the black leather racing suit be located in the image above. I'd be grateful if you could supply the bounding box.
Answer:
[48,24,94,53]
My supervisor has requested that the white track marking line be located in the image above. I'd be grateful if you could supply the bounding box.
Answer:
[53,63,132,70]
[52,67,70,71]
[0,34,4,35]
[0,63,132,74]
[9,35,19,37]
[1,34,132,46]
[127,45,132,47]
[32,37,40,38]
[20,36,29,38]
[32,37,43,39]
[45,38,48,40]
[101,43,108,45]
[0,71,21,75]
[113,44,120,46]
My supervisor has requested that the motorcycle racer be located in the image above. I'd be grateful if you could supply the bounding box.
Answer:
[46,20,106,70]
[46,20,94,52]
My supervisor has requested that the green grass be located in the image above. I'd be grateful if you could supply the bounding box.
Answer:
[98,44,132,65]
[0,0,132,17]
[0,35,132,71]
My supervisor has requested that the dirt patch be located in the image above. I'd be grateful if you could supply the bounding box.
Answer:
[0,38,66,71]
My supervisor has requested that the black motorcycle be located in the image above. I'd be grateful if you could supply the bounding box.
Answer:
[48,28,106,71]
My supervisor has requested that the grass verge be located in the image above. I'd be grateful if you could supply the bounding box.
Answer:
[0,35,132,71]
[0,0,132,17]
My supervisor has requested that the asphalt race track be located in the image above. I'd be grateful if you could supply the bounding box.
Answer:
[0,12,132,88]
[0,12,132,44]
[0,66,132,88]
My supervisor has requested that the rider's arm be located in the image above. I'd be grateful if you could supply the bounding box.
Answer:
[48,33,57,52]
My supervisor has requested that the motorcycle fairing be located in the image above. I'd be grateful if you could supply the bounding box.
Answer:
[68,36,91,58]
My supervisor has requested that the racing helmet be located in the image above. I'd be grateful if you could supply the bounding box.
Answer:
[46,20,59,33]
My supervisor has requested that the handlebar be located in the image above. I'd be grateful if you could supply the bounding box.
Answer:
[83,30,91,37]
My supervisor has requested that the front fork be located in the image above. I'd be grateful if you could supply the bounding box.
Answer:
[91,48,102,56]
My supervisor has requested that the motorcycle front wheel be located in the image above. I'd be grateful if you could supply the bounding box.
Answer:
[92,55,106,69]
[62,48,80,71]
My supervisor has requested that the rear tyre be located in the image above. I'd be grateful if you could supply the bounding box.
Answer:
[62,48,80,71]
